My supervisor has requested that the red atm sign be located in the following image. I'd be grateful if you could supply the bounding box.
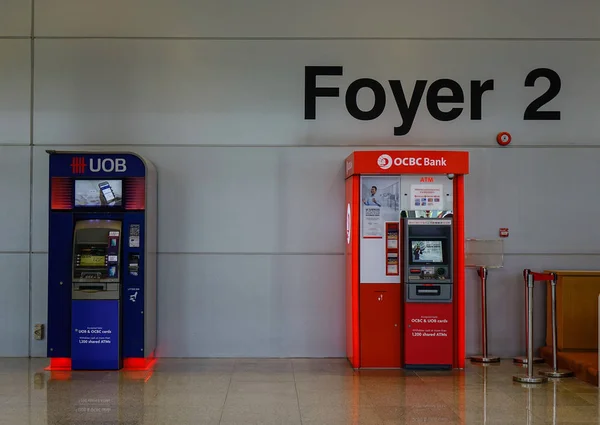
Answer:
[345,150,469,178]
[71,157,128,174]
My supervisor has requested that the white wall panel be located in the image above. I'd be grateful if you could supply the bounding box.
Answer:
[0,146,30,252]
[0,0,30,36]
[30,254,48,357]
[0,40,30,144]
[34,39,600,146]
[464,147,600,254]
[0,254,29,357]
[156,253,345,357]
[465,254,600,358]
[30,147,49,252]
[34,0,600,39]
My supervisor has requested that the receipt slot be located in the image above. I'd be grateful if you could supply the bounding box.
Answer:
[404,219,454,369]
[344,150,468,369]
[46,151,157,371]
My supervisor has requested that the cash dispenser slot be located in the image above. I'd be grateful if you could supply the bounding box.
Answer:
[406,283,452,301]
[77,285,105,291]
[416,285,441,296]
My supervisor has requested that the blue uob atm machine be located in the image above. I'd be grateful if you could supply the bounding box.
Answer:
[46,151,157,370]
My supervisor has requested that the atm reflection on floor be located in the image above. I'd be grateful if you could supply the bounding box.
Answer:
[344,151,469,369]
[44,366,156,424]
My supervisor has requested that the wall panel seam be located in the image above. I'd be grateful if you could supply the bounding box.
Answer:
[29,36,600,42]
[0,143,34,146]
[29,251,345,256]
[28,0,35,358]
[27,144,600,149]
[25,251,600,257]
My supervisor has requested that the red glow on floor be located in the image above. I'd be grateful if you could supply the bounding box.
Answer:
[45,358,72,371]
[123,354,157,371]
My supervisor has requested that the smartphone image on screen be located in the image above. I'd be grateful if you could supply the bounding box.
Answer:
[98,181,116,204]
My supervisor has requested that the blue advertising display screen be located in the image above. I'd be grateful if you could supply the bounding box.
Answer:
[71,300,120,370]
[74,180,123,207]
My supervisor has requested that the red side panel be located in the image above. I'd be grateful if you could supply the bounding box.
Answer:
[124,177,146,210]
[453,175,466,369]
[50,177,73,210]
[345,176,360,368]
[360,284,402,368]
[404,302,453,366]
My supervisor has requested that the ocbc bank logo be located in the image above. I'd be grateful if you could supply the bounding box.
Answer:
[377,154,446,169]
[377,154,393,170]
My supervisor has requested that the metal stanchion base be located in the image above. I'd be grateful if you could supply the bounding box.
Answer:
[513,374,548,384]
[471,355,500,364]
[539,369,574,378]
[513,356,544,364]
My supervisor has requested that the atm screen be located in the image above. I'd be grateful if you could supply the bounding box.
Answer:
[411,240,444,263]
[79,255,105,267]
[72,222,121,281]
[76,246,107,268]
[74,180,122,207]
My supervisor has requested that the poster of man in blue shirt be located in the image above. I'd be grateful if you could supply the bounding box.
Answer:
[363,186,382,206]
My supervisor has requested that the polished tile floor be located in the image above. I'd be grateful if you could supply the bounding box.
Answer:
[0,357,599,424]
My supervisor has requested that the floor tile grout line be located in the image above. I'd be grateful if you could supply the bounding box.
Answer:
[291,360,304,425]
[218,362,234,424]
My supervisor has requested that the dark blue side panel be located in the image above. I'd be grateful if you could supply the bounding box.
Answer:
[47,213,74,357]
[72,300,121,370]
[122,214,146,358]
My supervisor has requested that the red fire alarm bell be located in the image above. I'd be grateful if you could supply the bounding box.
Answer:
[496,132,512,146]
[499,228,509,238]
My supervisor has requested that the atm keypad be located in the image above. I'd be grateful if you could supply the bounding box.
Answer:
[408,266,449,280]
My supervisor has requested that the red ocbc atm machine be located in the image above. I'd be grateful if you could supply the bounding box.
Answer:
[345,151,469,369]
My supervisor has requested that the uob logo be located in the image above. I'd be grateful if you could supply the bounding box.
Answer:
[71,157,127,174]
[70,157,87,174]
[377,154,393,170]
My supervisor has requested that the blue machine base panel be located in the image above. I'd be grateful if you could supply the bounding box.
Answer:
[71,300,121,370]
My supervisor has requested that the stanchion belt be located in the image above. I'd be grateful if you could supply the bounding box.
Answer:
[530,272,556,282]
